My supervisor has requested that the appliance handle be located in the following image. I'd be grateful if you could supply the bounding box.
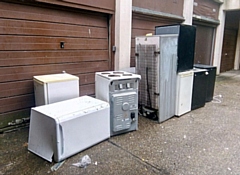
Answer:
[59,124,64,156]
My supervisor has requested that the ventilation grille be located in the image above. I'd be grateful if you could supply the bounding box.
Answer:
[136,44,158,109]
[115,97,123,105]
[128,94,135,104]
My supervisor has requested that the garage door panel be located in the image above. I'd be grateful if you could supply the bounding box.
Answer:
[131,15,179,67]
[0,2,111,122]
[0,94,35,113]
[0,81,33,98]
[220,29,237,72]
[132,28,155,38]
[0,50,108,66]
[0,2,107,27]
[0,19,108,38]
[0,73,96,98]
[132,18,171,30]
[78,73,95,86]
[80,84,95,96]
[0,61,109,83]
[0,35,108,50]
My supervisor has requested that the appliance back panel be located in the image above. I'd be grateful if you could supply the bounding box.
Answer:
[95,71,140,136]
[136,44,158,109]
[111,92,137,132]
[135,35,178,123]
[155,24,196,72]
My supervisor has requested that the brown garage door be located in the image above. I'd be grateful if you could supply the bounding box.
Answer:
[194,24,215,65]
[131,14,181,67]
[220,29,237,72]
[0,2,111,129]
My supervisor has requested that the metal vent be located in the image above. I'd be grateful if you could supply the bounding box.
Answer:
[128,94,135,104]
[115,97,123,105]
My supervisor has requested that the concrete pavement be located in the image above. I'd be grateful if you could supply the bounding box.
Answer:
[1,70,240,175]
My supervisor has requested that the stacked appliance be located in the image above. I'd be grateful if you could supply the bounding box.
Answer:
[95,71,141,136]
[135,34,178,122]
[136,24,197,121]
[155,24,196,72]
[155,24,198,115]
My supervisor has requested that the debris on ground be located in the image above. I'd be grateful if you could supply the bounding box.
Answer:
[72,155,91,168]
[51,160,65,171]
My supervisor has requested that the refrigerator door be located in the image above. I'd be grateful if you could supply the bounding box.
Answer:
[55,107,110,162]
[191,69,208,110]
[158,35,178,122]
[175,70,194,116]
[46,80,79,104]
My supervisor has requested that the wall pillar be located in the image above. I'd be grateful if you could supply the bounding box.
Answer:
[234,21,240,70]
[212,3,226,74]
[114,0,132,70]
[182,0,194,25]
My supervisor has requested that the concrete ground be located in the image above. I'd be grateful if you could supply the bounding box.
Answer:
[1,70,240,175]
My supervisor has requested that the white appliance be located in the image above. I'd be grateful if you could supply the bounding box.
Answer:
[135,35,178,123]
[33,73,79,106]
[175,70,194,116]
[95,71,141,136]
[28,96,110,162]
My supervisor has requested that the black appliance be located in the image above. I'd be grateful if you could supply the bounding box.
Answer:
[191,69,208,110]
[194,64,217,102]
[155,24,196,72]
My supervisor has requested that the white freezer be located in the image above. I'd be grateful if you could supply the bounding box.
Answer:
[33,73,79,106]
[175,70,194,116]
[28,96,110,162]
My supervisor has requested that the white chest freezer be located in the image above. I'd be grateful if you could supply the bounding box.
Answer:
[28,96,110,162]
[33,73,79,106]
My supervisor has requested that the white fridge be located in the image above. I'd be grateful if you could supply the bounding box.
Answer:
[175,70,194,116]
[33,73,79,106]
[28,96,110,162]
